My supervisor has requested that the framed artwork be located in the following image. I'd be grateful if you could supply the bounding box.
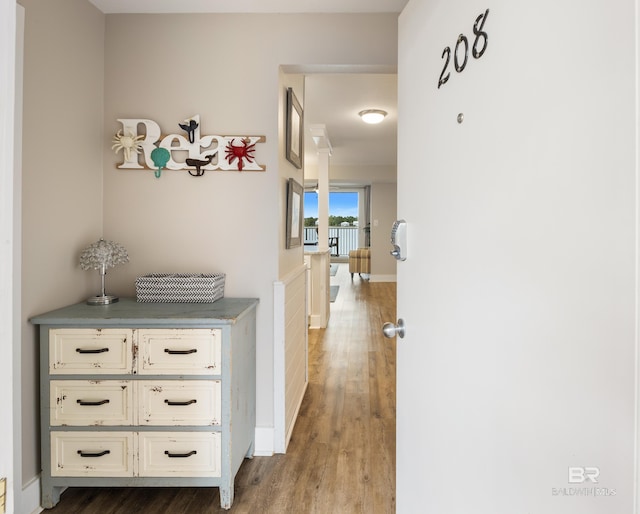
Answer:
[286,87,303,169]
[286,178,303,248]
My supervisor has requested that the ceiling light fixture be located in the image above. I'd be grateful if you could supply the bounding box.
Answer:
[358,109,387,124]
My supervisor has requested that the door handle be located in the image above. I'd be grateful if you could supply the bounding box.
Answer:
[390,220,407,261]
[382,319,405,339]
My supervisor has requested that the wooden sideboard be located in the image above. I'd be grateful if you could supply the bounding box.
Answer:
[31,297,258,510]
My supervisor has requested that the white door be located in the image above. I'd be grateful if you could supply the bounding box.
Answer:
[396,0,637,512]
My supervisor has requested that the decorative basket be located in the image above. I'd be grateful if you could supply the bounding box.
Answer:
[135,273,225,303]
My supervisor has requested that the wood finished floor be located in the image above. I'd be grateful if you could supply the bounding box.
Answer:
[44,264,396,513]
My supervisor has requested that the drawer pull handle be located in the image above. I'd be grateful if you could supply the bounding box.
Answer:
[77,450,111,458]
[76,399,110,406]
[76,347,109,354]
[164,450,197,458]
[164,399,197,406]
[164,348,198,355]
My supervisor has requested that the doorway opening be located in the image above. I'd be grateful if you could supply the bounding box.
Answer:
[303,189,361,260]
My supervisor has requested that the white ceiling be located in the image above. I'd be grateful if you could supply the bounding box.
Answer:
[88,0,408,14]
[89,0,401,185]
[304,73,397,172]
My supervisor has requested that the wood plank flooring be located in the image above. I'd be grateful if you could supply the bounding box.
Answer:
[44,264,396,513]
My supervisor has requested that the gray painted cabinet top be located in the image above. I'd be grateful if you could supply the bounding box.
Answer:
[31,297,259,327]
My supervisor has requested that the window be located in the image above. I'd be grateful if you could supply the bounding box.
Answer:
[303,191,360,254]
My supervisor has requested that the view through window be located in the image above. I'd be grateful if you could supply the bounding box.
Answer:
[304,191,359,226]
[303,191,359,256]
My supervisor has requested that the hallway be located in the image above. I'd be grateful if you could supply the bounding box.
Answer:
[45,264,397,513]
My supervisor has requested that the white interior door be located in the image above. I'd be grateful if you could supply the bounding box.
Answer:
[396,0,637,512]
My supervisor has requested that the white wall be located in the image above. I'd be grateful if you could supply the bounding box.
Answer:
[0,1,17,511]
[102,13,398,450]
[13,5,24,512]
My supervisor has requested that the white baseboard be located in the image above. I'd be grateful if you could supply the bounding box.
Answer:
[308,314,323,329]
[21,475,42,514]
[254,427,274,456]
[370,274,397,283]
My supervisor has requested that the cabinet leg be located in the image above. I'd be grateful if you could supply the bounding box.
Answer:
[40,483,62,509]
[219,484,234,510]
[245,438,255,459]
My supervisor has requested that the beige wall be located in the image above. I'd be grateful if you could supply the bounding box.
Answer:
[329,164,397,186]
[279,71,305,277]
[370,182,397,280]
[19,0,105,483]
[103,13,397,448]
[18,5,397,487]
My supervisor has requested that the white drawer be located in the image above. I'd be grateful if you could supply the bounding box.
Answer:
[137,329,221,375]
[49,329,133,374]
[138,432,221,477]
[51,432,134,477]
[50,380,134,426]
[139,380,221,426]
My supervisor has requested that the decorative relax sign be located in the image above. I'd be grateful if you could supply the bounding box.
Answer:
[112,115,266,177]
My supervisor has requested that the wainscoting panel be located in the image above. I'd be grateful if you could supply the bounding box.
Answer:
[273,264,309,453]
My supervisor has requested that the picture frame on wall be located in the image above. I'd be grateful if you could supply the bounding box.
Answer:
[286,87,303,169]
[286,178,303,248]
